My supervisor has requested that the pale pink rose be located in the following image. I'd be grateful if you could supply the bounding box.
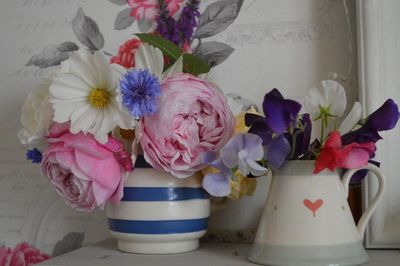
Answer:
[1,242,50,266]
[139,73,236,178]
[42,123,132,211]
[128,0,184,21]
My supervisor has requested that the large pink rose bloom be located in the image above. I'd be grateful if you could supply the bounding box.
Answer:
[139,73,236,178]
[1,242,50,266]
[42,123,132,211]
[128,0,183,21]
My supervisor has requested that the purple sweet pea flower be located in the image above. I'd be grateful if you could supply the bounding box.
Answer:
[264,134,291,169]
[262,89,302,134]
[202,151,231,197]
[245,89,302,168]
[287,113,312,159]
[220,134,267,176]
[365,99,400,131]
[342,99,400,145]
[245,113,273,145]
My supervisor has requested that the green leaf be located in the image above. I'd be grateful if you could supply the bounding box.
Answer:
[182,54,210,75]
[136,33,182,61]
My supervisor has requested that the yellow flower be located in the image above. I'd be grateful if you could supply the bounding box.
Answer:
[235,106,260,134]
[228,170,257,200]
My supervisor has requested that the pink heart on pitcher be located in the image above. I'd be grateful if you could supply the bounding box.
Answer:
[303,199,324,217]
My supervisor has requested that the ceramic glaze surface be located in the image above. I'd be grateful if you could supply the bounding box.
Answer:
[106,166,210,254]
[249,160,385,266]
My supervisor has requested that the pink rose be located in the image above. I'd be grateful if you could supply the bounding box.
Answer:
[128,0,184,21]
[42,123,132,211]
[110,38,142,69]
[139,73,236,178]
[0,242,50,266]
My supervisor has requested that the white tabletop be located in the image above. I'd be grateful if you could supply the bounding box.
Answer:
[37,239,400,266]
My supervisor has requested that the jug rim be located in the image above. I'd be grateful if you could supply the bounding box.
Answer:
[273,160,339,177]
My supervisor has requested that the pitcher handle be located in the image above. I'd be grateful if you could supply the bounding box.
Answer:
[341,163,385,238]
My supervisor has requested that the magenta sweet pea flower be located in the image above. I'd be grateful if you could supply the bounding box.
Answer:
[314,131,376,174]
[341,99,399,182]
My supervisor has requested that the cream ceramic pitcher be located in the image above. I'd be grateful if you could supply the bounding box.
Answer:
[249,160,385,266]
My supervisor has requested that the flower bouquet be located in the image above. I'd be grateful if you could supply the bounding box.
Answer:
[19,0,268,254]
[245,82,400,266]
[244,80,399,176]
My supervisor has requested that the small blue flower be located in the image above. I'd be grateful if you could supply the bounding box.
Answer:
[120,69,161,118]
[26,148,42,164]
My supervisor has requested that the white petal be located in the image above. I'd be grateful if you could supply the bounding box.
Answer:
[50,74,92,100]
[238,157,250,177]
[110,102,135,129]
[247,159,268,176]
[134,43,164,79]
[323,80,347,117]
[92,51,112,89]
[227,96,245,116]
[93,108,115,143]
[162,55,183,79]
[305,80,347,118]
[69,104,94,133]
[339,101,363,134]
[67,50,97,88]
[110,63,127,77]
[305,84,326,118]
[198,69,218,84]
[52,101,87,123]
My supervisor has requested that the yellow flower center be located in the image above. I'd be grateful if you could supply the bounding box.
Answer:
[88,88,111,108]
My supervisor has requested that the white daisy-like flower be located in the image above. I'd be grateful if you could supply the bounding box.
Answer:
[49,49,133,144]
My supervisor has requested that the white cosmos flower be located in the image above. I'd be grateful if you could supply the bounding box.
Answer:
[339,101,363,134]
[18,80,53,145]
[305,80,347,119]
[49,49,133,144]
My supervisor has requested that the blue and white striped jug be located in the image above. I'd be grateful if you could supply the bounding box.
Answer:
[107,156,210,254]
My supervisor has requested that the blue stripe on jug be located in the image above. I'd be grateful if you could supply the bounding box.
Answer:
[121,187,209,201]
[108,218,209,234]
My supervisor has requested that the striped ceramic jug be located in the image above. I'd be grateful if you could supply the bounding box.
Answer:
[107,156,210,254]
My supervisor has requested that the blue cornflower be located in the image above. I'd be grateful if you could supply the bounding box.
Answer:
[119,69,161,118]
[26,148,42,164]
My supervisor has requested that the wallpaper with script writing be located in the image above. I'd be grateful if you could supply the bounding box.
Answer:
[0,0,357,253]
